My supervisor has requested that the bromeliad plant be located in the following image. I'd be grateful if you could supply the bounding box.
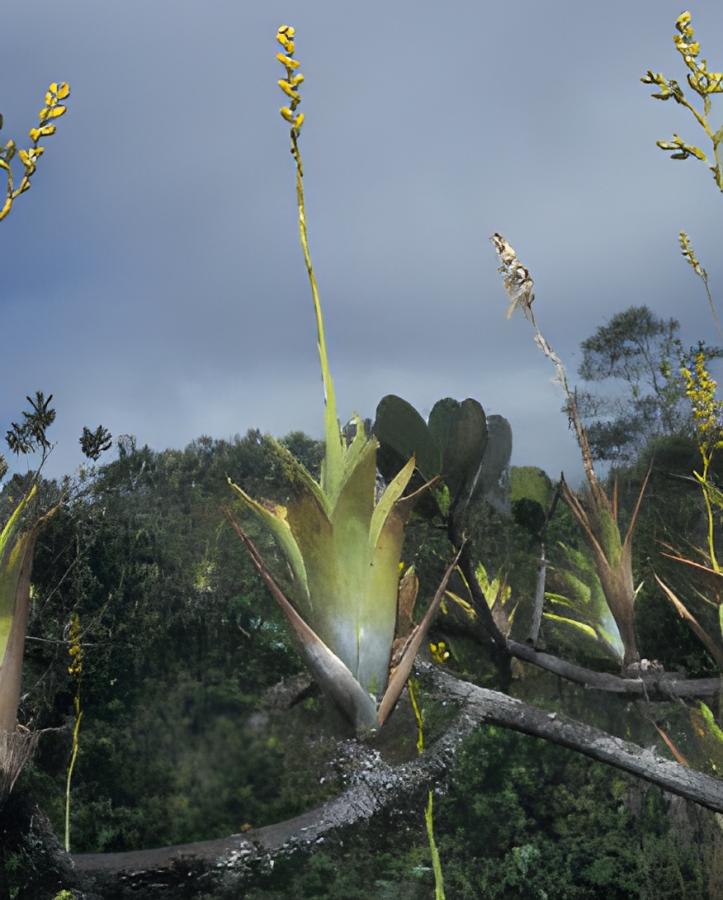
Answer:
[490,234,650,669]
[225,27,458,734]
[0,85,71,801]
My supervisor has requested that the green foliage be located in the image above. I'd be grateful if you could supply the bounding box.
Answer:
[436,728,706,899]
[510,466,553,538]
[575,306,704,463]
[20,433,314,850]
[374,394,512,522]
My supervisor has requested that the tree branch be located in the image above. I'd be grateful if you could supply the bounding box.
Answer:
[72,664,723,894]
[507,640,721,699]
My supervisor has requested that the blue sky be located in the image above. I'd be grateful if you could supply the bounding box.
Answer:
[2,1,722,484]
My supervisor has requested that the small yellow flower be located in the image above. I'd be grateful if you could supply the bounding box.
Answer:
[18,148,43,168]
[429,641,450,664]
[294,112,304,129]
[28,124,56,143]
[278,79,300,101]
[280,106,295,122]
[276,52,300,70]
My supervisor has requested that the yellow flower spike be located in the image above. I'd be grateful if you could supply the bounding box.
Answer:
[679,231,705,277]
[276,52,300,69]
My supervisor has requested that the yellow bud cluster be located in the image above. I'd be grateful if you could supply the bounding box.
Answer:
[669,12,723,95]
[276,25,304,132]
[679,231,705,277]
[680,351,723,454]
[656,133,707,161]
[37,82,69,128]
[67,612,84,678]
[675,11,695,41]
[0,80,70,221]
[644,12,723,191]
[429,641,450,664]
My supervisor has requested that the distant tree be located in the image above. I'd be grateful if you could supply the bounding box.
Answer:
[576,305,721,462]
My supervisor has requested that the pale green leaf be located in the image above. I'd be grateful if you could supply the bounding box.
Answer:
[543,612,598,640]
[227,478,311,614]
[369,456,416,551]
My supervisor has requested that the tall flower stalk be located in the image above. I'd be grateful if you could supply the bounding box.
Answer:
[490,234,649,668]
[64,612,83,852]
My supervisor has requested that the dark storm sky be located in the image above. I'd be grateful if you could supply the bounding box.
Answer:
[2,1,722,484]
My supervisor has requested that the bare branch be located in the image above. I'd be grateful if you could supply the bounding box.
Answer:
[72,665,723,893]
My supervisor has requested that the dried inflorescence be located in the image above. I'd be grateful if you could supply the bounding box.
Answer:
[490,232,535,322]
[490,232,650,668]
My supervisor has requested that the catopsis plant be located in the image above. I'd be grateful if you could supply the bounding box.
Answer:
[490,233,649,669]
